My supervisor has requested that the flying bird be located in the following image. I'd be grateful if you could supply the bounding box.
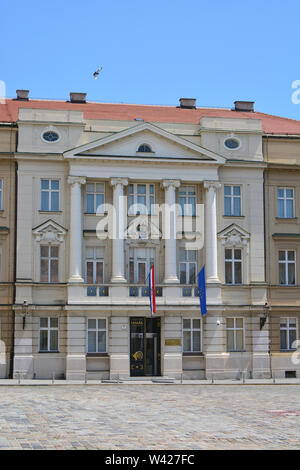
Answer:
[93,67,103,79]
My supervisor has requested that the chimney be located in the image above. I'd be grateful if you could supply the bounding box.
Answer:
[69,92,87,103]
[16,89,29,101]
[234,101,254,112]
[179,98,197,109]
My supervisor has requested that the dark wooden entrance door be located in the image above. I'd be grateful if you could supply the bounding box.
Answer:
[130,317,161,376]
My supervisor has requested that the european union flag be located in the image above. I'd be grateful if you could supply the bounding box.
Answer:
[198,266,207,316]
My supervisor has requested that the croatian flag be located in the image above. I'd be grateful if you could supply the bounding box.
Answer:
[149,265,156,316]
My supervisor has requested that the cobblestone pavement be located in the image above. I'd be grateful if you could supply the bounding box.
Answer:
[0,384,299,450]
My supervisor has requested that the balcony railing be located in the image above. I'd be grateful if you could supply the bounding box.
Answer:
[85,284,199,298]
[86,285,109,297]
[129,285,163,297]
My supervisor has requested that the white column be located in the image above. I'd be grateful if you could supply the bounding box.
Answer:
[162,179,180,283]
[68,176,86,283]
[204,181,221,283]
[110,178,128,283]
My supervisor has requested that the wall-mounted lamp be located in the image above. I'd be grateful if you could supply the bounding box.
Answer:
[260,302,270,330]
[22,300,29,329]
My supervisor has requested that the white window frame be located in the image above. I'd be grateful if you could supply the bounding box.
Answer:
[40,245,59,283]
[280,317,297,351]
[129,247,155,284]
[277,187,294,218]
[224,185,242,216]
[86,318,107,353]
[39,317,59,352]
[85,182,105,214]
[178,185,196,216]
[278,250,296,286]
[226,317,245,352]
[128,183,155,215]
[85,247,104,284]
[40,179,60,211]
[179,249,197,284]
[182,318,202,353]
[225,248,242,285]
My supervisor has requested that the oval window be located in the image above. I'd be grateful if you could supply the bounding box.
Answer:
[224,138,240,150]
[42,131,60,142]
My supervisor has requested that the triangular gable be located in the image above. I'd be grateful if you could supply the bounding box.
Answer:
[218,224,250,247]
[33,219,67,243]
[125,215,161,241]
[64,122,226,163]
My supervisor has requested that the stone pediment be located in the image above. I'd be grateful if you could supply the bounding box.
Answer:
[125,215,161,242]
[33,220,67,243]
[64,122,225,163]
[218,224,250,247]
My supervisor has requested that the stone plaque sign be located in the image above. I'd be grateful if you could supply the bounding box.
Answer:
[165,338,181,346]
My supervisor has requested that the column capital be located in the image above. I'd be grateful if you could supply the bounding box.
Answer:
[161,179,181,190]
[67,176,86,186]
[110,178,128,188]
[203,180,221,191]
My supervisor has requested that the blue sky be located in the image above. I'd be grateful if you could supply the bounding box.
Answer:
[1,0,300,119]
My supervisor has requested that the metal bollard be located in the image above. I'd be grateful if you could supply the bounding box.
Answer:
[211,374,214,384]
[84,373,87,384]
[52,372,55,384]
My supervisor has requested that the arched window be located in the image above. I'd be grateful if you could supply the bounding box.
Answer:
[137,144,152,153]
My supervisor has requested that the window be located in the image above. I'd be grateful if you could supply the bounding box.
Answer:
[41,179,59,211]
[279,250,296,285]
[87,318,107,353]
[226,318,244,351]
[280,318,297,350]
[85,247,104,283]
[40,246,59,282]
[128,183,155,215]
[0,179,2,210]
[225,249,242,284]
[129,247,154,284]
[224,185,241,216]
[179,249,197,284]
[277,188,294,218]
[183,318,201,353]
[86,182,105,214]
[137,144,152,153]
[224,138,240,150]
[39,317,59,352]
[42,131,60,143]
[178,186,196,216]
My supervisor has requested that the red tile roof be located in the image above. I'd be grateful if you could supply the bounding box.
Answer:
[1,98,300,135]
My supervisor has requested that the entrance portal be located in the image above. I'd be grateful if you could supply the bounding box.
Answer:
[130,317,161,376]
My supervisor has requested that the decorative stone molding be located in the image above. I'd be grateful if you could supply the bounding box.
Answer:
[33,220,67,244]
[126,216,161,241]
[67,176,86,186]
[161,179,181,190]
[110,178,128,188]
[203,180,221,191]
[218,224,250,248]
